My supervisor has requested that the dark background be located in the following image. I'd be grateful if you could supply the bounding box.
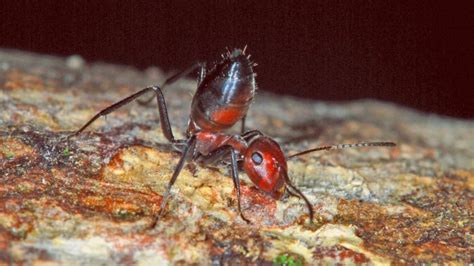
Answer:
[1,1,473,118]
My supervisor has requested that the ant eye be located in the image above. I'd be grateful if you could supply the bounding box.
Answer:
[251,152,263,165]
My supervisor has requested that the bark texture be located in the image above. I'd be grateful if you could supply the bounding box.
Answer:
[0,49,472,265]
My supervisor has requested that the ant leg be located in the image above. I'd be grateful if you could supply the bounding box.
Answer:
[151,135,197,227]
[240,115,247,134]
[70,86,178,143]
[196,145,232,165]
[195,146,250,223]
[241,129,264,142]
[152,86,177,142]
[198,145,250,223]
[70,86,156,137]
[282,171,314,223]
[229,148,251,223]
[286,188,299,198]
[138,62,206,105]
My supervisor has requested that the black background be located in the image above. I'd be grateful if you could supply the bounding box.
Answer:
[1,1,473,118]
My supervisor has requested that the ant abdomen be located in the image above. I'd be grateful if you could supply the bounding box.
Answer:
[189,49,257,132]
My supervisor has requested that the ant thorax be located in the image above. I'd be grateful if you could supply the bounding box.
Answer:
[194,131,247,157]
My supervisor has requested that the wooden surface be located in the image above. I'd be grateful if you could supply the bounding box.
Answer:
[0,49,472,265]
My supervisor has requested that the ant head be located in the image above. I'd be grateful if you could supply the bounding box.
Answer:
[243,136,287,198]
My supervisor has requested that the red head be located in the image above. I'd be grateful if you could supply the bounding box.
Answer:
[243,135,315,222]
[243,136,287,199]
[241,135,395,224]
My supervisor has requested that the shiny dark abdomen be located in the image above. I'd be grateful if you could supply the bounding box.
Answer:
[190,73,255,132]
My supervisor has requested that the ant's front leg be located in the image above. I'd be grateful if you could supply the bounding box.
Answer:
[69,85,178,144]
[241,129,264,142]
[198,145,251,223]
[229,148,251,223]
[151,135,197,228]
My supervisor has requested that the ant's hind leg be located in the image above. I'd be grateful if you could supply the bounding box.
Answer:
[138,62,206,105]
[70,86,158,137]
[240,115,247,134]
[70,85,178,144]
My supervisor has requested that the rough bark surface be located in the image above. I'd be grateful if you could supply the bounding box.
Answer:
[0,49,472,265]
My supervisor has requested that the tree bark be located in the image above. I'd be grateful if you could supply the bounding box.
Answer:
[0,49,472,265]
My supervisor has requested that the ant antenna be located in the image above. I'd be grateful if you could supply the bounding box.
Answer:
[287,141,396,159]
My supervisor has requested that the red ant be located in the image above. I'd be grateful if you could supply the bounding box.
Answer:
[68,47,395,225]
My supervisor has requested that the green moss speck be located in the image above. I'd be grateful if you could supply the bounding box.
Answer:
[273,253,303,266]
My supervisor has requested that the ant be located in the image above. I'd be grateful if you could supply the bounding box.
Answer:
[68,47,396,226]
